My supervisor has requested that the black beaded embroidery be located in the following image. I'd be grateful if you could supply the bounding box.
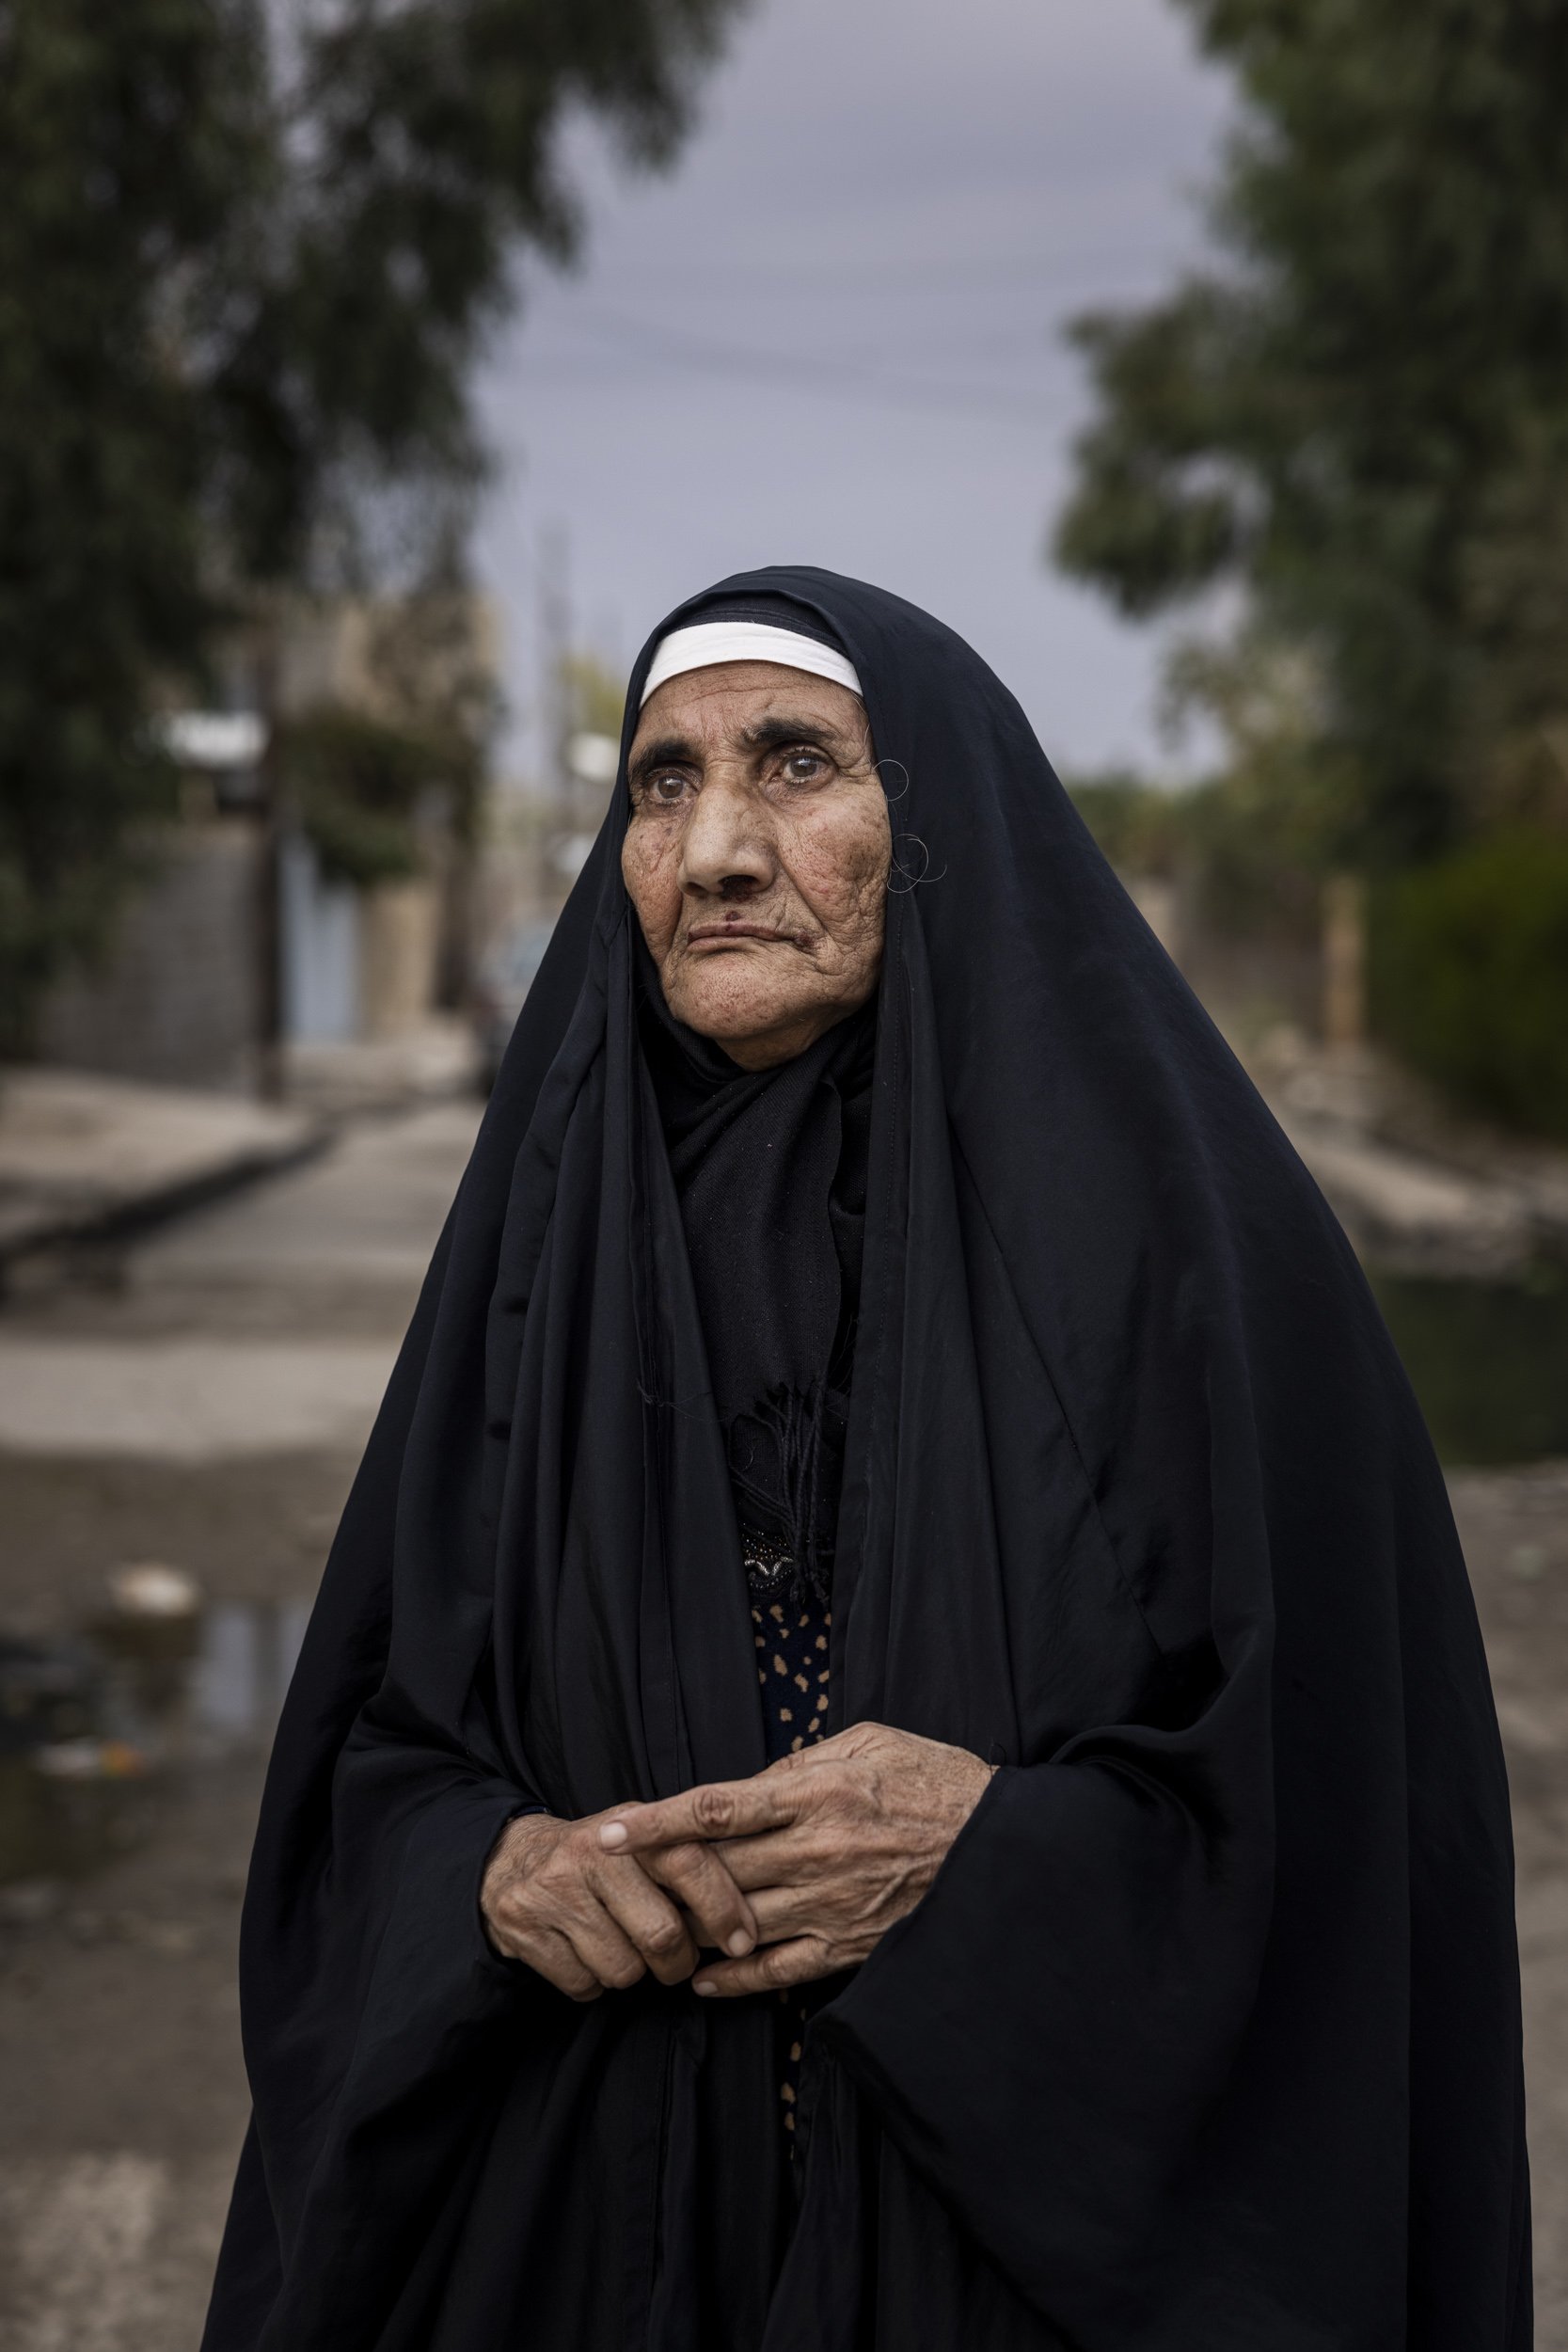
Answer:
[746,1525,832,2146]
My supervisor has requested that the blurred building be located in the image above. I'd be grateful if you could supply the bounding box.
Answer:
[35,596,499,1097]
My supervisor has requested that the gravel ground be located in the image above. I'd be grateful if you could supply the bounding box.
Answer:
[0,1445,1560,2347]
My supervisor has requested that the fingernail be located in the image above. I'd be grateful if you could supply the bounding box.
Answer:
[693,1979,717,1997]
[598,1821,628,1849]
[726,1931,752,1957]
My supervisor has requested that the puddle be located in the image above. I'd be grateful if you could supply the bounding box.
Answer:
[1370,1257,1568,1466]
[191,1597,309,1744]
[0,1597,308,1890]
[94,1596,309,1757]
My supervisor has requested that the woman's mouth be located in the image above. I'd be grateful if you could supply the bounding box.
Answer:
[685,921,810,952]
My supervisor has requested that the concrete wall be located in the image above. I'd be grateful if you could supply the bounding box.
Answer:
[358,882,439,1040]
[37,824,261,1093]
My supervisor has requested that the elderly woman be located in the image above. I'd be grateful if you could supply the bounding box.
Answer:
[204,572,1528,2352]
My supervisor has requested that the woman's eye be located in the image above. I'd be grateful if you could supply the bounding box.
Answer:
[647,773,689,804]
[782,749,828,783]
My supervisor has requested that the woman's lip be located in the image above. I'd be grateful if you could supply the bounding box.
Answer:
[685,922,806,949]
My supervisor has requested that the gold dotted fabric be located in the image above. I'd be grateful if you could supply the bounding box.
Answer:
[750,1586,832,2142]
[750,1596,832,1755]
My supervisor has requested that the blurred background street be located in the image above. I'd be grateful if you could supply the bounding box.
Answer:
[0,1100,477,2347]
[3,0,1567,2339]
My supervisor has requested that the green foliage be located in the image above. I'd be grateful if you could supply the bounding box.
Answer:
[0,0,743,1039]
[1069,765,1323,946]
[1067,771,1190,878]
[211,0,745,581]
[277,584,499,886]
[278,707,451,890]
[1370,832,1568,1137]
[1055,0,1568,868]
[1183,778,1323,946]
[0,0,263,1041]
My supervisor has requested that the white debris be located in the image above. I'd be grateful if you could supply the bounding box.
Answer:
[106,1564,202,1620]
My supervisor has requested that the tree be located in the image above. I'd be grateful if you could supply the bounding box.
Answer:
[0,0,743,1042]
[0,2,265,1045]
[1054,0,1568,871]
[278,574,499,890]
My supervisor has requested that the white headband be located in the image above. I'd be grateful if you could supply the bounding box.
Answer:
[640,621,862,707]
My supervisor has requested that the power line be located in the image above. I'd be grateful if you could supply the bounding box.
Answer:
[516,246,1178,301]
[517,302,1054,428]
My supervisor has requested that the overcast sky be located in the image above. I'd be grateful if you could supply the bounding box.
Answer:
[473,0,1232,784]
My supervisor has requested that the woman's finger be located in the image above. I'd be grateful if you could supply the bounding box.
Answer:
[592,1859,701,1985]
[708,1829,821,1892]
[599,1775,800,1853]
[733,1883,817,1944]
[515,1925,603,2001]
[560,1903,652,1995]
[641,1841,759,1955]
[690,1936,832,1998]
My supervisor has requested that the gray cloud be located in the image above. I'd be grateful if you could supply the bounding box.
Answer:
[474,0,1231,780]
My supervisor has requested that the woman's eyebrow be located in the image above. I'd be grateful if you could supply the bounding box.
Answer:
[739,715,848,755]
[628,734,698,781]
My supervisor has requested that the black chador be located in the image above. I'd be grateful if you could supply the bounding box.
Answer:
[204,570,1529,2352]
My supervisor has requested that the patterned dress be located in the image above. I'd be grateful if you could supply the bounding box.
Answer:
[744,1528,832,2145]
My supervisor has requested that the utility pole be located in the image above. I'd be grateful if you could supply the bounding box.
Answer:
[253,612,285,1102]
[536,521,573,827]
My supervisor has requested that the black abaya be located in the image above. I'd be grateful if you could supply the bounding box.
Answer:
[203,568,1529,2352]
[636,937,874,1604]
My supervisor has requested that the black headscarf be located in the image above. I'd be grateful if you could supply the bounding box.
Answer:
[204,568,1529,2352]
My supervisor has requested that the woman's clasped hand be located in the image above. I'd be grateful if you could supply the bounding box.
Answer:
[481,1723,994,2002]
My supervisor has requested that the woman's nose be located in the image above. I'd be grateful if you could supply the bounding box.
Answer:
[677,773,776,897]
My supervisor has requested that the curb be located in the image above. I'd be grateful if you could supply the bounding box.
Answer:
[0,1125,330,1289]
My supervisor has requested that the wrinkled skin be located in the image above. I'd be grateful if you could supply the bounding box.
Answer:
[620,660,891,1070]
[600,1724,994,1995]
[480,660,992,1996]
[482,1805,761,2000]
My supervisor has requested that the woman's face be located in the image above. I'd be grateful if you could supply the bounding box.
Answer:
[622,661,892,1070]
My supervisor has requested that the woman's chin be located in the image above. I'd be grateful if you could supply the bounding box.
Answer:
[666,974,791,1051]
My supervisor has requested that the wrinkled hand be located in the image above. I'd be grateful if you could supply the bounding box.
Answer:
[481,1807,759,2000]
[597,1723,994,1996]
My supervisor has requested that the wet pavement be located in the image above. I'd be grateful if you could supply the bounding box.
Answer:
[0,1095,1563,2345]
[0,1099,476,2348]
[0,1452,347,2352]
